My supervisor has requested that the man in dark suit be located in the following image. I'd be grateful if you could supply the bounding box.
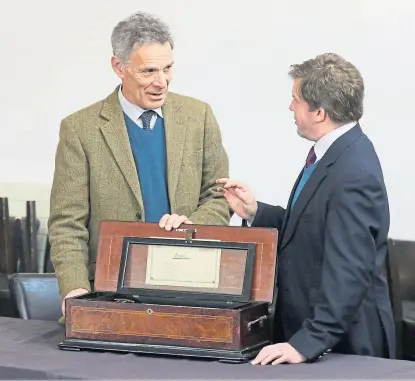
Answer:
[217,53,395,365]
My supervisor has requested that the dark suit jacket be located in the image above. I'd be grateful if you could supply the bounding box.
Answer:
[252,124,395,361]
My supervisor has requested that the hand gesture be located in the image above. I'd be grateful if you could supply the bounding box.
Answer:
[216,178,258,220]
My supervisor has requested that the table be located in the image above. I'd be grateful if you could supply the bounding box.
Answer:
[1,317,415,380]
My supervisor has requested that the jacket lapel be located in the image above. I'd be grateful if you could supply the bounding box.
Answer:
[279,164,327,252]
[162,95,186,210]
[279,124,363,252]
[99,88,144,212]
[278,170,303,242]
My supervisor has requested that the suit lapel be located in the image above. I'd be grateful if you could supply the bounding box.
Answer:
[99,88,144,211]
[279,164,327,251]
[279,124,363,252]
[162,95,186,210]
[278,170,303,242]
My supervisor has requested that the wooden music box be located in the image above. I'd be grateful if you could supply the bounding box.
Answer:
[59,221,278,363]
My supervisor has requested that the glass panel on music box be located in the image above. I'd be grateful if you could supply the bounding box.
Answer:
[116,237,257,304]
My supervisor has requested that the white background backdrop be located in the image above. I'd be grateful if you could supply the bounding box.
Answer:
[0,0,414,238]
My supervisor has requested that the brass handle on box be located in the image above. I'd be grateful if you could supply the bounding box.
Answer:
[246,315,268,331]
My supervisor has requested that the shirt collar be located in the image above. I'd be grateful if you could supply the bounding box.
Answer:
[314,121,357,160]
[117,86,163,121]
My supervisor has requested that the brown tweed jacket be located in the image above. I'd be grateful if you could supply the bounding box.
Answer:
[48,87,230,298]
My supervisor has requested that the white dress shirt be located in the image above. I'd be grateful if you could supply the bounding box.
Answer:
[118,86,163,129]
[313,121,357,161]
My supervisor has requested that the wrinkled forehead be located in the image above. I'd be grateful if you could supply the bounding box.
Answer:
[129,42,174,67]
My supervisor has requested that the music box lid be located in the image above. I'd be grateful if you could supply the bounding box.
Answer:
[94,221,278,304]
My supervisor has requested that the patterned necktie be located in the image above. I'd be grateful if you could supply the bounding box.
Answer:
[140,110,156,131]
[305,146,317,168]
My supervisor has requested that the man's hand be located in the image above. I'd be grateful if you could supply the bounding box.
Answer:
[216,178,258,220]
[251,343,307,365]
[61,288,89,315]
[159,214,193,231]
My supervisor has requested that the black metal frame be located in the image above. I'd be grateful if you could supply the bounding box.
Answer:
[116,237,257,305]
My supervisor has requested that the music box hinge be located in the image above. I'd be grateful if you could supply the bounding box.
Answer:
[175,228,197,243]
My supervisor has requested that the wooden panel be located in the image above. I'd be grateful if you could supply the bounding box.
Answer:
[66,299,240,350]
[94,221,278,303]
[240,303,269,348]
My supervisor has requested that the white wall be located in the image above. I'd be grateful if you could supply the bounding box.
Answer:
[0,0,414,239]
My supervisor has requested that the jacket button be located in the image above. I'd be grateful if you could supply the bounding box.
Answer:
[136,212,141,220]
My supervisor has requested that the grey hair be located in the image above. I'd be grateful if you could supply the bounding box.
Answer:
[111,11,174,64]
[289,53,364,124]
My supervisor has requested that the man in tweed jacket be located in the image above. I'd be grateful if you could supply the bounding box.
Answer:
[48,11,230,315]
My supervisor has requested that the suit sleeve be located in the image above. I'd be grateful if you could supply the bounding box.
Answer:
[288,173,386,360]
[188,104,231,225]
[47,119,91,298]
[251,202,286,230]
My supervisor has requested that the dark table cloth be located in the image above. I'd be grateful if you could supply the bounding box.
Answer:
[0,317,415,380]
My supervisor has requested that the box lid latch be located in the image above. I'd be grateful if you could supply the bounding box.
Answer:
[175,228,196,243]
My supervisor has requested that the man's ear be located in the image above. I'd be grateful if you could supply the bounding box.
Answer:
[111,56,124,79]
[315,107,326,123]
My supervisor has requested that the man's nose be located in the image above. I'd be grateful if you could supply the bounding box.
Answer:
[153,71,167,87]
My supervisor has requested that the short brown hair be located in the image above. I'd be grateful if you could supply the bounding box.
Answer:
[289,53,364,124]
